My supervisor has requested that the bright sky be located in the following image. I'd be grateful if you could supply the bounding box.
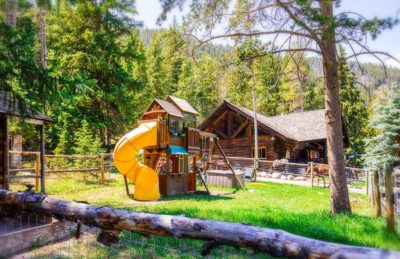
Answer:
[136,0,400,67]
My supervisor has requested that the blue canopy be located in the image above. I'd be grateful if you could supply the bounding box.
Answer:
[168,146,188,155]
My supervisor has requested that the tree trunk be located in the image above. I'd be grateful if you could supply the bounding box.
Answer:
[384,162,395,232]
[320,2,351,213]
[372,171,381,217]
[38,6,47,110]
[0,190,399,258]
[4,0,18,27]
[38,7,47,69]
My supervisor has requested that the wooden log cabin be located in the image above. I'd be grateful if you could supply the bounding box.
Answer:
[199,100,348,165]
[140,96,203,195]
[0,91,52,191]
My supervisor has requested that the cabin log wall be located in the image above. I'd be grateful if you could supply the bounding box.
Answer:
[213,136,275,159]
[206,133,326,164]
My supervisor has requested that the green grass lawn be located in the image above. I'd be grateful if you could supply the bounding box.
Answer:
[33,172,399,252]
[12,171,397,258]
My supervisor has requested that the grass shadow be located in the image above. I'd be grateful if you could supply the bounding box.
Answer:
[160,191,235,202]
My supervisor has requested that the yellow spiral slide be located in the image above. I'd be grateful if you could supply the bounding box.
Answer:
[113,121,160,201]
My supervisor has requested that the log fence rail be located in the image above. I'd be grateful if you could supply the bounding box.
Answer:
[0,189,399,259]
[7,151,115,191]
[7,151,369,192]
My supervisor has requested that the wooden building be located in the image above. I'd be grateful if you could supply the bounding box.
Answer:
[199,100,348,164]
[140,96,202,195]
[0,91,52,191]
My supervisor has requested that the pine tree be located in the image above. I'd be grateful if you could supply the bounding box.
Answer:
[53,113,73,155]
[193,56,220,120]
[146,28,186,100]
[176,56,221,120]
[73,120,104,155]
[47,0,144,145]
[338,47,369,166]
[225,39,282,115]
[363,90,400,171]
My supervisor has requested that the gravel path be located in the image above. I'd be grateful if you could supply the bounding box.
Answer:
[256,176,366,194]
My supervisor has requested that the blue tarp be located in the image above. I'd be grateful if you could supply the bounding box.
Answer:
[168,146,189,155]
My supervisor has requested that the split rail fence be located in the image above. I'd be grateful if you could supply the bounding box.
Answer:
[7,151,115,192]
[209,155,366,189]
[7,151,368,190]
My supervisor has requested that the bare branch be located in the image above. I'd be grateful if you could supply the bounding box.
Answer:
[185,30,315,46]
[347,51,400,63]
[345,39,366,77]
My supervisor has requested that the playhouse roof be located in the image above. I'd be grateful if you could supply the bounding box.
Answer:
[0,91,52,124]
[154,99,184,118]
[200,100,335,143]
[167,96,199,115]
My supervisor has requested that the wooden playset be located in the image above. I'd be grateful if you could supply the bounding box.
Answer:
[113,96,244,201]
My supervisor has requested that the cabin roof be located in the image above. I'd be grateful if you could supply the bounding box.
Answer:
[239,106,327,142]
[200,100,329,142]
[167,96,199,115]
[154,99,184,118]
[0,91,52,123]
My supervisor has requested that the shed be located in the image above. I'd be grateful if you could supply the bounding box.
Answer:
[0,91,52,192]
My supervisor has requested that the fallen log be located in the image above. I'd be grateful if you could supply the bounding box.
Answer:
[0,190,398,259]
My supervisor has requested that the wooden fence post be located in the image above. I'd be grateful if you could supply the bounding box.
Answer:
[99,154,105,184]
[39,125,46,194]
[366,171,369,196]
[310,162,314,188]
[369,172,374,207]
[35,152,40,192]
[384,162,395,232]
[372,171,381,217]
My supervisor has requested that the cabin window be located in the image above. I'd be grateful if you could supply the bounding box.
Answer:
[178,121,184,134]
[170,119,185,135]
[310,150,319,159]
[285,147,291,159]
[170,119,177,134]
[252,147,267,159]
[184,156,189,173]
